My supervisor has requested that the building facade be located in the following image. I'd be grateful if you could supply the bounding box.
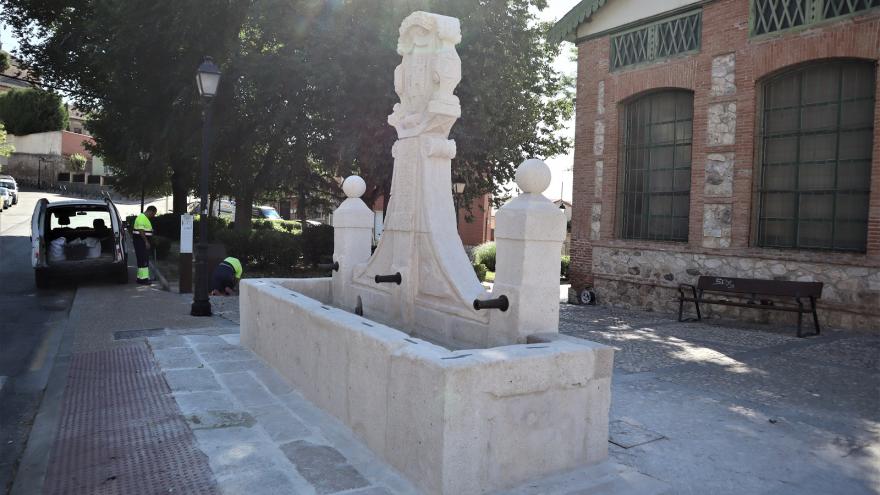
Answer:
[552,0,880,330]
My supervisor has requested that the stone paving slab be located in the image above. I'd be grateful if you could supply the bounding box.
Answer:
[149,332,420,495]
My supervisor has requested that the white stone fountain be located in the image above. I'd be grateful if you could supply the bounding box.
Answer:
[241,11,613,495]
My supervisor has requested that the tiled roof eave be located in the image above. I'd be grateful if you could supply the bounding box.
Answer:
[547,0,612,44]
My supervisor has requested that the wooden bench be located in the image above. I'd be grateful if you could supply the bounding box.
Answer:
[678,276,823,337]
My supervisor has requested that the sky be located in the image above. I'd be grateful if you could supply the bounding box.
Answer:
[0,0,583,201]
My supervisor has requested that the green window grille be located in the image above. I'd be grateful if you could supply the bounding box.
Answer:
[618,90,694,242]
[752,0,879,36]
[757,60,876,252]
[610,11,701,71]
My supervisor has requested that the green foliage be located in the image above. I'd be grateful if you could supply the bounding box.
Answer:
[561,255,570,280]
[0,88,69,135]
[315,0,574,208]
[68,153,87,171]
[473,242,496,272]
[301,224,334,267]
[0,51,9,73]
[152,236,173,260]
[214,228,302,269]
[0,124,13,157]
[472,263,488,283]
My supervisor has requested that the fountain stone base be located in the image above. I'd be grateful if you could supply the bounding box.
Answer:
[241,278,613,495]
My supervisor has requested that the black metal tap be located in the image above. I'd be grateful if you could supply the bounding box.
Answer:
[473,295,509,312]
[318,261,340,272]
[374,272,402,285]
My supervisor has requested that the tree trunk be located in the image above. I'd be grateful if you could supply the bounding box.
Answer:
[234,192,254,232]
[170,168,189,215]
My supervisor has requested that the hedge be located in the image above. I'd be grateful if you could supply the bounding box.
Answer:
[561,255,570,280]
[125,213,332,271]
[472,263,488,282]
[472,242,496,272]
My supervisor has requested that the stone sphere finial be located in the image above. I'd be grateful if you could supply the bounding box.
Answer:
[342,176,367,198]
[515,159,551,194]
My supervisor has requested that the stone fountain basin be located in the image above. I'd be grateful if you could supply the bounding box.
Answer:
[240,278,613,495]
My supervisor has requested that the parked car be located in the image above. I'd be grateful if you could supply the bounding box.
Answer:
[0,187,9,209]
[31,197,129,288]
[253,206,282,220]
[0,176,18,205]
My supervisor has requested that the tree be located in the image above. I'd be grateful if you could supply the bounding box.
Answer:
[0,123,14,157]
[0,87,69,135]
[314,0,573,209]
[68,153,86,171]
[0,51,9,73]
[1,0,248,213]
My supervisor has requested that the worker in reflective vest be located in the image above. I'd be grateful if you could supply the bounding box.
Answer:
[132,206,157,285]
[211,257,243,296]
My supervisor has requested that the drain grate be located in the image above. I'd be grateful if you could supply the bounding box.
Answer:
[609,419,665,449]
[43,344,217,494]
[113,328,167,340]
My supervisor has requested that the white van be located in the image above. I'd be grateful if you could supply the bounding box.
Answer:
[31,197,129,288]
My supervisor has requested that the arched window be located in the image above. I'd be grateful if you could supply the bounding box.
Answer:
[757,60,875,252]
[618,90,693,241]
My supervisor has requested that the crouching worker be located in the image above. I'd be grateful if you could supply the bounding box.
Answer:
[211,257,243,296]
[132,206,157,285]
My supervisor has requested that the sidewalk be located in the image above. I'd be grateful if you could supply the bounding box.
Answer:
[14,280,880,494]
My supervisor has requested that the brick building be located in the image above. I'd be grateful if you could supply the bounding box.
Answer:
[551,0,879,330]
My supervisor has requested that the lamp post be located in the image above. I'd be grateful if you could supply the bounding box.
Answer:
[139,151,150,212]
[191,56,221,317]
[452,179,465,229]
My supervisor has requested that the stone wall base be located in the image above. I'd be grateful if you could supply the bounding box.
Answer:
[583,246,880,332]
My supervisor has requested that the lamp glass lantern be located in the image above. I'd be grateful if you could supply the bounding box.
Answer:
[453,180,465,195]
[196,57,222,98]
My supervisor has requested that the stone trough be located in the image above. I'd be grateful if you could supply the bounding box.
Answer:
[241,11,613,495]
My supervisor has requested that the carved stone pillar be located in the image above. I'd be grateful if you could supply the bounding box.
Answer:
[331,176,374,311]
[489,159,567,345]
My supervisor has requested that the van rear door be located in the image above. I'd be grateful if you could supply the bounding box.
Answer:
[31,198,48,268]
[104,196,126,262]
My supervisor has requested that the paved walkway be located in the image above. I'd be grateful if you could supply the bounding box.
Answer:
[16,281,880,494]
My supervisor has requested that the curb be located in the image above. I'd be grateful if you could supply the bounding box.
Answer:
[10,296,77,495]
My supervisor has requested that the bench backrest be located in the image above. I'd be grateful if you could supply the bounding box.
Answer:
[696,276,823,298]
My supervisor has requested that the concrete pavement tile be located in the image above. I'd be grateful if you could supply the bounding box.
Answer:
[146,335,188,350]
[251,364,294,396]
[346,487,393,495]
[209,359,265,374]
[250,404,311,442]
[215,468,301,495]
[281,440,370,494]
[153,347,203,369]
[175,391,238,415]
[218,372,276,407]
[186,335,228,346]
[186,410,256,430]
[169,326,239,337]
[164,368,222,392]
[219,334,241,346]
[197,343,255,362]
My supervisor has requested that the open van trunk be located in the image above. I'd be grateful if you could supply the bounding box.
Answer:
[45,205,119,267]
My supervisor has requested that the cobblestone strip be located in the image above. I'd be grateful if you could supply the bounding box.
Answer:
[43,344,218,495]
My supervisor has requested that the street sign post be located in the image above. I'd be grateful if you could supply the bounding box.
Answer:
[179,214,194,293]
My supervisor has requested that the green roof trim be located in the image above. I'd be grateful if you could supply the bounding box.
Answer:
[547,0,614,43]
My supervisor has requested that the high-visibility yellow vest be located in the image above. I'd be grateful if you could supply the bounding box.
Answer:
[223,257,242,279]
[133,213,153,236]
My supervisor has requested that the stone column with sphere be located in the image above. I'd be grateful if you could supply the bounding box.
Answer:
[331,176,375,312]
[488,159,568,346]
